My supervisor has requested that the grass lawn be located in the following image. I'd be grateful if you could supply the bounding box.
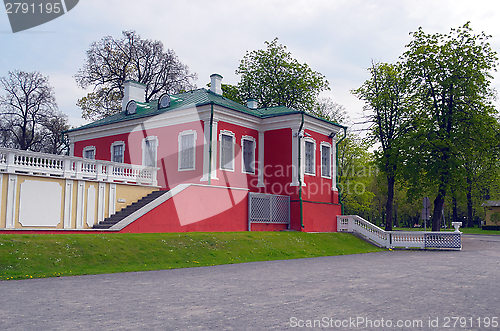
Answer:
[0,231,382,281]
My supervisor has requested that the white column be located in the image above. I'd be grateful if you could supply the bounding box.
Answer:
[63,179,73,228]
[5,174,17,229]
[257,131,265,187]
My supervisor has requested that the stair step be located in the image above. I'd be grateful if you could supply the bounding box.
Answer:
[93,190,168,229]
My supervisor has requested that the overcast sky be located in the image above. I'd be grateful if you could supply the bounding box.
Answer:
[1,0,500,129]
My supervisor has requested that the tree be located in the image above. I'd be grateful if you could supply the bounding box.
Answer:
[235,38,329,112]
[310,97,348,124]
[75,31,197,121]
[0,70,67,153]
[352,61,411,231]
[337,133,376,216]
[401,23,498,231]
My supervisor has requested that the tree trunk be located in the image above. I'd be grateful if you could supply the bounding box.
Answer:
[432,188,446,231]
[466,176,474,228]
[452,196,458,223]
[385,174,395,231]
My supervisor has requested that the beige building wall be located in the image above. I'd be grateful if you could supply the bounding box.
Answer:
[0,173,158,230]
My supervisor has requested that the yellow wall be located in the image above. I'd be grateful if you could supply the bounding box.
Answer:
[485,207,500,226]
[115,184,158,214]
[0,173,158,229]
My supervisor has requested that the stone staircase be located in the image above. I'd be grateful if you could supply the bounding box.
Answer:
[93,190,168,229]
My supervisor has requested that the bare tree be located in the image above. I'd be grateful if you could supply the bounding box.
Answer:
[75,30,197,121]
[0,70,63,152]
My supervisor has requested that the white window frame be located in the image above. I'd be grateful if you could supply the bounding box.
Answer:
[241,135,256,174]
[142,136,158,168]
[110,141,125,163]
[83,146,96,160]
[219,130,235,172]
[303,137,316,176]
[320,142,332,179]
[178,130,197,171]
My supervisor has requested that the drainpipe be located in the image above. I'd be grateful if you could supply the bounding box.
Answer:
[336,127,347,214]
[208,102,214,185]
[298,111,305,228]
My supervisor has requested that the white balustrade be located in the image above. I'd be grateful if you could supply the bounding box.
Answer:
[337,215,461,250]
[0,147,158,186]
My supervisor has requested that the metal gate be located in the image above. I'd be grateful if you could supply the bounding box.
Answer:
[248,192,290,230]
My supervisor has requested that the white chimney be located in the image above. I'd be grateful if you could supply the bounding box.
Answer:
[122,80,146,111]
[210,73,223,95]
[246,99,258,109]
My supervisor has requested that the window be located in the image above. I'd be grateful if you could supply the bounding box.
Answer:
[304,139,315,175]
[110,141,125,163]
[143,137,158,167]
[83,146,95,160]
[220,130,235,171]
[241,136,256,174]
[178,130,197,171]
[321,143,332,178]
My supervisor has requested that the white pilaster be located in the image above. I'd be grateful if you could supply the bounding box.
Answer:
[98,182,106,223]
[108,183,116,217]
[201,119,218,181]
[76,180,85,229]
[332,137,338,191]
[5,174,17,229]
[257,131,265,187]
[63,179,73,228]
[86,185,96,227]
[290,129,302,186]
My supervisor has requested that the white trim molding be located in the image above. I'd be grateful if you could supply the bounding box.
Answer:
[257,131,265,187]
[83,146,96,159]
[241,135,256,175]
[219,129,235,172]
[303,137,316,177]
[142,136,159,168]
[110,141,125,163]
[201,120,218,181]
[320,141,332,179]
[178,130,197,171]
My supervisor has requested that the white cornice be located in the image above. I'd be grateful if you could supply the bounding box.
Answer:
[68,103,343,143]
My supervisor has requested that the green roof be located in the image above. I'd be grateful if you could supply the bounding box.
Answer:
[66,88,344,133]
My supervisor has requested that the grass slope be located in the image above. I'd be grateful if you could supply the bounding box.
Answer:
[0,232,382,281]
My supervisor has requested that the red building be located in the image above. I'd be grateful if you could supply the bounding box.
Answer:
[66,74,346,233]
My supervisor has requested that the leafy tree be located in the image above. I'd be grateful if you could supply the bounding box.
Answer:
[235,38,329,112]
[337,133,376,215]
[352,61,411,231]
[401,23,498,231]
[0,70,68,154]
[75,31,197,121]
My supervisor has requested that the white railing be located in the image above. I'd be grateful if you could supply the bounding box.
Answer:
[337,215,461,250]
[0,147,158,186]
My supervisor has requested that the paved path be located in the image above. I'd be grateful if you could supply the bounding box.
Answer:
[1,234,499,330]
